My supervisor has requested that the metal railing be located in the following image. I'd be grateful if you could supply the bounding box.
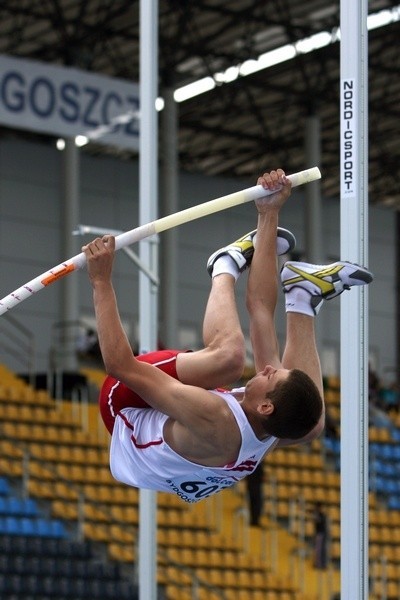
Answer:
[0,313,36,385]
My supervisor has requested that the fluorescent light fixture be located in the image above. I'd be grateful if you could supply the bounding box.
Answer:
[174,5,400,103]
[214,65,240,83]
[240,45,296,76]
[155,97,165,111]
[368,6,399,30]
[75,135,89,147]
[174,76,216,102]
[296,31,333,53]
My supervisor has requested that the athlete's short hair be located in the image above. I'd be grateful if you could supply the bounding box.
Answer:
[261,368,323,439]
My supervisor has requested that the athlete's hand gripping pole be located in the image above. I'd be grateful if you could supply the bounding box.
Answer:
[0,167,321,315]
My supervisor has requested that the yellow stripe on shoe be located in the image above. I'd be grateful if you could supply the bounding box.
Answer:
[281,260,374,299]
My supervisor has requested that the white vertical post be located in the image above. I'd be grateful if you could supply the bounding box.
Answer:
[160,88,179,347]
[61,138,80,371]
[138,1,158,599]
[305,116,324,353]
[340,1,369,599]
[305,115,322,265]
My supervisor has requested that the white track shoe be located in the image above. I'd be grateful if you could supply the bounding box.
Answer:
[281,260,374,315]
[207,227,296,277]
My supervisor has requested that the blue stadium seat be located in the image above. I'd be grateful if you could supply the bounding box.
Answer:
[49,518,67,538]
[4,516,25,535]
[388,495,400,510]
[391,427,400,442]
[20,517,38,536]
[0,495,38,517]
[0,477,9,496]
[381,444,395,460]
[324,438,340,455]
[0,498,7,515]
[25,497,38,516]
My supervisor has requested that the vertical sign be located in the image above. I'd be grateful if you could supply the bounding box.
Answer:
[341,79,358,199]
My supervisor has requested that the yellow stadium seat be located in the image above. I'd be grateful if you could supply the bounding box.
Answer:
[224,590,240,600]
[0,456,23,477]
[166,566,192,586]
[251,571,266,588]
[223,550,238,568]
[52,500,77,520]
[54,481,78,501]
[236,569,252,587]
[208,567,224,587]
[237,590,252,600]
[56,463,72,480]
[387,582,400,598]
[109,524,133,544]
[180,528,198,547]
[3,405,20,420]
[84,503,110,523]
[252,592,268,600]
[123,506,139,525]
[29,461,55,481]
[193,549,210,567]
[83,522,109,542]
[108,542,134,563]
[180,548,195,566]
[0,439,23,458]
[27,479,55,500]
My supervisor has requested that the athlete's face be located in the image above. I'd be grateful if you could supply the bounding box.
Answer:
[245,365,291,402]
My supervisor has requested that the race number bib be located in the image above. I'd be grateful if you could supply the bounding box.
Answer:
[165,472,237,503]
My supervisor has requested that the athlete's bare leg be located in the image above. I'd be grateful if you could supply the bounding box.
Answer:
[281,313,323,397]
[176,273,245,388]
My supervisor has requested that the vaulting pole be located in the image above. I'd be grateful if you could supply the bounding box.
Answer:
[0,168,320,316]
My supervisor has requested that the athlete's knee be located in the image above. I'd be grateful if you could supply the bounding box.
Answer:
[215,334,246,381]
[245,290,260,315]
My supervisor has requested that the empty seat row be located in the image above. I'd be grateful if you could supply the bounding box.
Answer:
[0,516,67,538]
[29,442,108,465]
[0,496,38,517]
[0,403,77,426]
[0,552,121,580]
[372,476,400,496]
[0,572,137,600]
[370,458,400,477]
[370,442,400,461]
[2,421,90,445]
[0,534,93,559]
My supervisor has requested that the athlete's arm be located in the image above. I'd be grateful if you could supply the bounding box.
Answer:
[83,236,231,432]
[247,171,292,372]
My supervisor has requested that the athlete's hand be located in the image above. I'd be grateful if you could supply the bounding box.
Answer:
[82,235,116,285]
[255,169,292,213]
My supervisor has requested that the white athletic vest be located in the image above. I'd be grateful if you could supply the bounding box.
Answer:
[109,388,279,503]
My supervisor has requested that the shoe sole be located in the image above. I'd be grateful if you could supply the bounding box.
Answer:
[207,227,296,276]
[276,228,296,256]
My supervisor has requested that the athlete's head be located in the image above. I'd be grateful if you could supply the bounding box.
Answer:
[245,366,323,439]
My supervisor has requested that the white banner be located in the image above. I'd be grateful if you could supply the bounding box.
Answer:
[0,55,140,150]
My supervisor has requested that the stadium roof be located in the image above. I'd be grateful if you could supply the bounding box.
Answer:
[0,0,399,207]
